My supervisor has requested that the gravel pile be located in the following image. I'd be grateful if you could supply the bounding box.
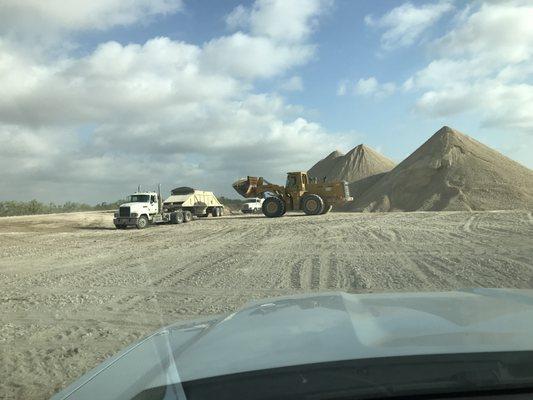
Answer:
[349,126,533,211]
[308,145,395,184]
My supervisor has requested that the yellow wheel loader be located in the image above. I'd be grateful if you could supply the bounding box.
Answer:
[232,172,352,218]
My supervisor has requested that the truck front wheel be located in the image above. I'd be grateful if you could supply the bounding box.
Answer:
[183,210,193,222]
[136,215,149,229]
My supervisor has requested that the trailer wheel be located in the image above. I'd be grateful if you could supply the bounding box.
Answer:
[211,207,219,217]
[262,197,285,218]
[136,215,149,229]
[183,210,193,222]
[170,211,183,224]
[302,194,324,215]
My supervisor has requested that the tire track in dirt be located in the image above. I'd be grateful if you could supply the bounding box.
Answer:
[1,211,532,400]
[290,260,303,289]
[462,214,476,233]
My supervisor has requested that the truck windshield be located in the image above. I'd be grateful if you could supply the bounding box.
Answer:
[127,195,150,202]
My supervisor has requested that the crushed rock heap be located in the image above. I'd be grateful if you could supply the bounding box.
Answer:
[349,126,533,212]
[308,144,396,184]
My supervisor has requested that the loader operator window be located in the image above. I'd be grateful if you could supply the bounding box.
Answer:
[286,175,297,189]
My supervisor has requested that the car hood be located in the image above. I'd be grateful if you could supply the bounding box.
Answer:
[51,288,533,400]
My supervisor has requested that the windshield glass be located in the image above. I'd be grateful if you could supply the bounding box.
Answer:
[127,195,150,202]
[2,1,532,400]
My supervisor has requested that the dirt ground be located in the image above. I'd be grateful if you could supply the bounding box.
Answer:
[1,210,532,400]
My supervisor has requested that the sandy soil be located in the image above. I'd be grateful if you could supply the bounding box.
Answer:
[1,210,532,399]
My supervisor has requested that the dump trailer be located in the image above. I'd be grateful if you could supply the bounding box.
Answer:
[113,186,224,229]
[163,187,224,218]
[232,172,352,218]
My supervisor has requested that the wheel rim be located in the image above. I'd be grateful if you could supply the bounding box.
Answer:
[266,201,278,214]
[307,199,318,212]
[139,218,146,227]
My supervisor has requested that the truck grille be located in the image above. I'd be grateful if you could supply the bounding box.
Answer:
[119,206,130,217]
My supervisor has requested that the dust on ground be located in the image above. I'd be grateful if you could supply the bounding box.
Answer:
[1,210,532,399]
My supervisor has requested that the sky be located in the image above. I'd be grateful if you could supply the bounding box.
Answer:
[1,0,532,203]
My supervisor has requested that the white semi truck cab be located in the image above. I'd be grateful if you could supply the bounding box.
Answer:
[114,186,224,229]
[113,192,164,229]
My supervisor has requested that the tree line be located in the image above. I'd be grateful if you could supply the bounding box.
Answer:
[0,197,244,217]
[0,200,123,217]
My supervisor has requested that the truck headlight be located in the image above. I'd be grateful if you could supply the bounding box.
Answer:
[131,213,138,218]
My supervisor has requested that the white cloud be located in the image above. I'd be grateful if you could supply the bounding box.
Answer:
[0,0,183,34]
[365,1,453,50]
[337,77,396,98]
[355,77,393,97]
[0,0,347,203]
[336,80,348,96]
[225,0,332,43]
[434,2,533,64]
[214,0,333,81]
[0,37,240,127]
[280,76,304,91]
[200,33,314,80]
[407,1,533,133]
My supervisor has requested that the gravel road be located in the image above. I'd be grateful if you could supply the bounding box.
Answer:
[1,210,532,399]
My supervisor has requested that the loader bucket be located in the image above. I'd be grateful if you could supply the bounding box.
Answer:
[232,177,258,198]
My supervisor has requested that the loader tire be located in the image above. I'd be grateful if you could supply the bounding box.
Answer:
[321,204,333,214]
[302,194,324,215]
[136,215,149,229]
[183,210,193,223]
[262,197,285,218]
[170,211,183,224]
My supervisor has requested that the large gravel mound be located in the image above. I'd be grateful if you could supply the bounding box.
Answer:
[308,145,395,183]
[308,150,343,181]
[350,126,533,211]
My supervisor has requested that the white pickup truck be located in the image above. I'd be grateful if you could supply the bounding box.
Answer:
[241,198,264,214]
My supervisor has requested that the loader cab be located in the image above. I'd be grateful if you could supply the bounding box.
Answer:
[285,172,310,211]
[286,172,309,192]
